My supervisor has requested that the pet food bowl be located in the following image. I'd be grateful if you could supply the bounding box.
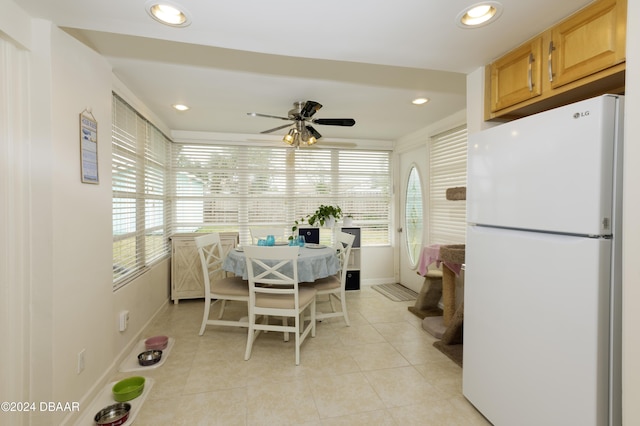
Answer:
[94,402,131,426]
[112,376,145,402]
[144,335,168,351]
[137,349,162,366]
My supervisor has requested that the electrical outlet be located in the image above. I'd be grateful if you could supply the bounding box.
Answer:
[119,310,129,332]
[77,349,85,374]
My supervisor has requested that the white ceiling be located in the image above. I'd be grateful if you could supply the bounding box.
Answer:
[14,0,593,141]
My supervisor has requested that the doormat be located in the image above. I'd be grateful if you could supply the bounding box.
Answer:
[372,283,418,302]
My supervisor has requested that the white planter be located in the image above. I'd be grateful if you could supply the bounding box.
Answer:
[343,217,353,226]
[324,216,336,228]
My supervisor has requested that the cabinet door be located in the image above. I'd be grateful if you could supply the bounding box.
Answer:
[549,0,626,89]
[489,37,542,112]
[171,239,205,300]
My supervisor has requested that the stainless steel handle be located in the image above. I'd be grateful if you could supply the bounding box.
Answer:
[548,41,555,82]
[527,53,534,92]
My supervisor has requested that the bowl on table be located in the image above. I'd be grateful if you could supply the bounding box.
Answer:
[94,402,131,426]
[144,335,168,350]
[137,349,162,366]
[112,376,145,402]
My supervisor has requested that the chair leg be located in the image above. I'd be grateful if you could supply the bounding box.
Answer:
[294,314,301,366]
[339,291,350,326]
[282,316,289,342]
[311,297,317,338]
[217,299,227,319]
[328,293,337,312]
[199,297,211,335]
[245,316,258,361]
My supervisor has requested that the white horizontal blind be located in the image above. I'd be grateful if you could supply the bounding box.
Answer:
[112,94,170,287]
[170,144,391,246]
[428,125,467,245]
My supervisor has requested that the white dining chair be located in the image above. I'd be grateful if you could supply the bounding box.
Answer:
[243,245,316,365]
[249,228,285,244]
[303,231,355,326]
[195,233,250,335]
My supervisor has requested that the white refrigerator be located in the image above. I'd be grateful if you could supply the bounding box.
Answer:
[463,95,623,426]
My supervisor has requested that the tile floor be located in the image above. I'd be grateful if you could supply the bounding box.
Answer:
[112,287,491,425]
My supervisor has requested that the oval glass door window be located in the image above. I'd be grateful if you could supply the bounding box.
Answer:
[405,166,424,265]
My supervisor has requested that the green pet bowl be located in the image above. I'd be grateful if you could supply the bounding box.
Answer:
[112,376,145,402]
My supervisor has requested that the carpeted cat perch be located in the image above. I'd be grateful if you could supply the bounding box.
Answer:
[408,270,443,319]
[433,244,465,367]
[432,187,466,367]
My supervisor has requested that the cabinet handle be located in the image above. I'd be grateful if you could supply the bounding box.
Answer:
[548,41,555,82]
[527,53,534,92]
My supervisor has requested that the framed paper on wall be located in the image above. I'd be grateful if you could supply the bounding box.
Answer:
[80,110,99,184]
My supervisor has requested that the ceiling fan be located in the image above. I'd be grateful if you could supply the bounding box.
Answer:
[247,101,355,147]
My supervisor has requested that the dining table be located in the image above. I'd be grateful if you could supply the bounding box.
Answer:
[222,244,340,282]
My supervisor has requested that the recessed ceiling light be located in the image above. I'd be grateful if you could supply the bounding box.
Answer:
[456,2,503,28]
[146,1,191,27]
[172,104,189,111]
[412,98,430,105]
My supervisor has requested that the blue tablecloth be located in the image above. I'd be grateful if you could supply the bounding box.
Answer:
[223,246,340,282]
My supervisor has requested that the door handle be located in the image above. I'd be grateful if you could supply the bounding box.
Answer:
[397,227,403,233]
[527,53,534,92]
[548,41,555,82]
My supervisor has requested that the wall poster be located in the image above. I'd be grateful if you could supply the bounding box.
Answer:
[80,109,99,184]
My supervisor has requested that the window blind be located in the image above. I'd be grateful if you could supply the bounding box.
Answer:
[170,143,391,246]
[428,125,467,245]
[112,94,170,288]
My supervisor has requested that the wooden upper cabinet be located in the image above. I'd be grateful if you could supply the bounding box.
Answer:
[485,0,626,120]
[489,38,542,112]
[549,0,626,89]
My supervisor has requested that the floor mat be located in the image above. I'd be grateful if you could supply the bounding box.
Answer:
[372,283,418,302]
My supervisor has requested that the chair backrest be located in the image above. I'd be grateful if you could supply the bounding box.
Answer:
[250,228,285,244]
[335,231,356,284]
[194,233,226,294]
[243,245,300,312]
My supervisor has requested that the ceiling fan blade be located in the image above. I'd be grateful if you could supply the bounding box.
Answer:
[260,123,293,134]
[247,112,292,121]
[306,125,322,140]
[312,118,356,127]
[300,101,322,118]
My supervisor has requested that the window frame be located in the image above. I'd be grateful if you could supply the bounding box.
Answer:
[428,125,468,245]
[112,93,171,289]
[170,143,392,246]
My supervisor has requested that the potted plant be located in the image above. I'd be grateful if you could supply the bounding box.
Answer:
[343,214,354,226]
[289,204,343,239]
[308,204,342,228]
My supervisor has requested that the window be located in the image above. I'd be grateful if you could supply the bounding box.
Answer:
[170,144,391,246]
[112,94,171,288]
[428,125,467,244]
[405,166,424,265]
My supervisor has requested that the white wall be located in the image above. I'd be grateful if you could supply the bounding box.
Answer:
[0,9,172,424]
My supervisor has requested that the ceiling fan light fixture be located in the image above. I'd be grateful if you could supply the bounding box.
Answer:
[146,1,191,27]
[300,127,312,144]
[456,2,503,28]
[283,128,297,145]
